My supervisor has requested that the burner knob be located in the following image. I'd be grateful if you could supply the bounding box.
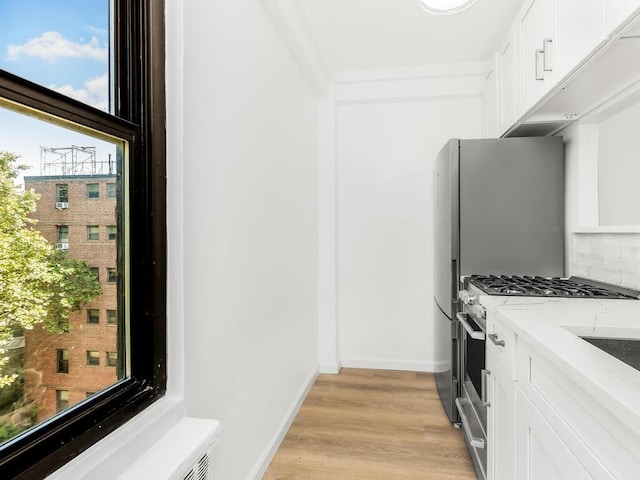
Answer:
[458,290,469,303]
[472,304,486,319]
[467,295,478,305]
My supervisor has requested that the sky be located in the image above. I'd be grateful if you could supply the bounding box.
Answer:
[0,0,116,184]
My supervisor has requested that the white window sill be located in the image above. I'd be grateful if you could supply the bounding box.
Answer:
[47,395,189,480]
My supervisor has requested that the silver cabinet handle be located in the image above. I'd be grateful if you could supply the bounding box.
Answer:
[535,49,544,81]
[488,333,505,347]
[456,313,485,340]
[481,369,491,407]
[543,37,553,71]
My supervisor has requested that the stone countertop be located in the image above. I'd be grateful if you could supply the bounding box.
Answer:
[478,295,640,433]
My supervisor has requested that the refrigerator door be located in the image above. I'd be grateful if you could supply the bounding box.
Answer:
[458,137,564,276]
[433,139,461,423]
[433,139,460,318]
[434,302,459,422]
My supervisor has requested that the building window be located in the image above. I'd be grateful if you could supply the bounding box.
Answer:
[87,309,100,325]
[56,184,69,203]
[86,183,99,199]
[106,352,118,367]
[86,351,100,367]
[56,225,69,250]
[90,267,100,282]
[107,268,117,284]
[56,390,69,413]
[56,350,69,374]
[107,225,117,241]
[107,309,117,325]
[87,225,100,241]
[86,392,96,398]
[0,0,166,476]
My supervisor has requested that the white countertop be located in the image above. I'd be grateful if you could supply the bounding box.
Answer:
[479,295,640,434]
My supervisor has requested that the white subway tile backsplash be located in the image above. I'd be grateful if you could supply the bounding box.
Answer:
[572,233,640,290]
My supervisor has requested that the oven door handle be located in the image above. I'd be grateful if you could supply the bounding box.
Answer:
[456,312,485,340]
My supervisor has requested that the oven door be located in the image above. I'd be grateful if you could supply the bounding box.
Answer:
[456,311,488,480]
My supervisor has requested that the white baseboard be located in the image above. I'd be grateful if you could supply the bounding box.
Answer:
[319,362,341,374]
[340,357,441,372]
[247,366,319,480]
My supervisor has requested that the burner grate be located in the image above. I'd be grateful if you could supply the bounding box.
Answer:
[468,275,639,299]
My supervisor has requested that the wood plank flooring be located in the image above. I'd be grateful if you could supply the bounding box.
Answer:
[264,368,477,480]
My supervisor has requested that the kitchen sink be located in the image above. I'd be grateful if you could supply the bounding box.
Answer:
[580,337,640,372]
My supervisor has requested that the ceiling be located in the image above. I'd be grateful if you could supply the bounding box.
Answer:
[296,0,524,73]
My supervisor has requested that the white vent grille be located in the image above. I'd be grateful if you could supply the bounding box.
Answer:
[180,445,218,480]
[55,201,69,209]
[115,417,220,480]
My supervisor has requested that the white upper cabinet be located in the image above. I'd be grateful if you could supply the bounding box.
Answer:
[605,0,640,35]
[516,0,606,117]
[497,26,517,136]
[518,0,558,115]
[483,56,498,138]
[556,0,606,79]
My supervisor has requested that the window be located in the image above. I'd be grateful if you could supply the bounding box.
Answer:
[0,1,165,477]
[107,309,117,325]
[86,184,99,199]
[56,225,69,250]
[86,351,100,367]
[87,309,100,325]
[56,184,69,203]
[56,391,69,413]
[106,352,118,367]
[87,225,100,241]
[90,267,100,282]
[86,392,96,398]
[107,268,117,284]
[107,225,117,241]
[56,350,69,374]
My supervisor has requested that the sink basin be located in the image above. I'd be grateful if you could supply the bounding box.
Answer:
[580,337,640,372]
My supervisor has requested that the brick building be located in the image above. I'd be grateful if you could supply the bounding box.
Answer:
[23,174,119,422]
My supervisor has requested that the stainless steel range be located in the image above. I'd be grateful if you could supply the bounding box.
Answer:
[457,275,640,480]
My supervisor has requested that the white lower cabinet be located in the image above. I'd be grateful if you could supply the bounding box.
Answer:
[484,314,633,480]
[486,343,515,480]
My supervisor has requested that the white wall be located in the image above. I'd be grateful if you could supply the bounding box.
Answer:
[323,66,485,371]
[181,1,319,479]
[598,99,640,226]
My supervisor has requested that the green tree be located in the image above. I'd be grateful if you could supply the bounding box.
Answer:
[0,151,101,385]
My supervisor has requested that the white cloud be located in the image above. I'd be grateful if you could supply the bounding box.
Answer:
[49,73,109,111]
[6,31,107,63]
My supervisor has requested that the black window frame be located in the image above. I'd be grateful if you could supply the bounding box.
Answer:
[0,1,166,478]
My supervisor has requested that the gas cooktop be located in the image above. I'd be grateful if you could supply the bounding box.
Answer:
[466,275,640,299]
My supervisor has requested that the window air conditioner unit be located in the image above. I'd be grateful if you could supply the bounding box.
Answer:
[56,202,69,209]
[57,242,69,251]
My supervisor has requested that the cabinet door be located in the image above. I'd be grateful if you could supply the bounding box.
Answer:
[556,0,605,79]
[605,0,640,36]
[486,344,515,480]
[519,0,557,113]
[484,57,498,138]
[497,27,516,135]
[516,388,587,480]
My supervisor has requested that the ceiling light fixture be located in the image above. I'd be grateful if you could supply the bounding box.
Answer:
[417,0,479,15]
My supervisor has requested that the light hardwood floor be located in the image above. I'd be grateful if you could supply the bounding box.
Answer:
[264,368,477,480]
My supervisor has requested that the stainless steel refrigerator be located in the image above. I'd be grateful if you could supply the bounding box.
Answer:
[433,137,564,422]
